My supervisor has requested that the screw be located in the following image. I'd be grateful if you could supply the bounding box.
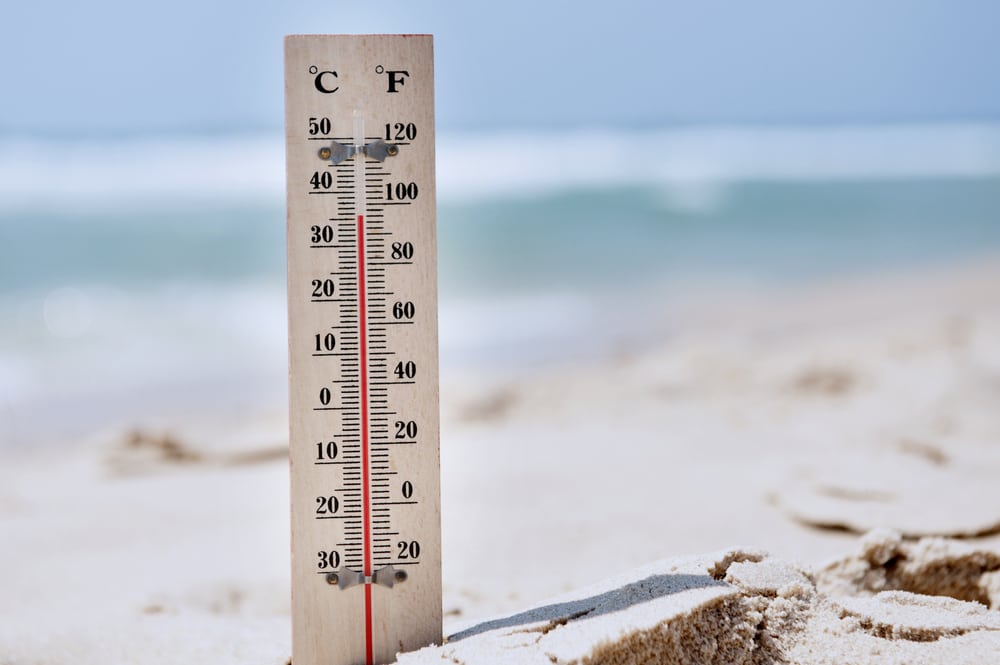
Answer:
[386,144,399,157]
[318,147,332,160]
[394,570,408,583]
[326,573,339,585]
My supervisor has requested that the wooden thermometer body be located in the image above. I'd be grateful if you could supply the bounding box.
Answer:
[285,34,441,665]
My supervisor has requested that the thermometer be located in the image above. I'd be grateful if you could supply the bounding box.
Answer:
[285,34,441,665]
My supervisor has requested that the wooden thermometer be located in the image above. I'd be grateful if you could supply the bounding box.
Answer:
[285,35,441,665]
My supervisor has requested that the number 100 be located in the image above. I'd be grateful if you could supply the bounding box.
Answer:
[386,182,418,201]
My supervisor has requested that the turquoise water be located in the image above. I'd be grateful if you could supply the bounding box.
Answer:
[3,179,998,299]
[439,178,1000,296]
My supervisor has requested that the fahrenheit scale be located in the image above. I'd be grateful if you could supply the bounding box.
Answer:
[285,35,441,665]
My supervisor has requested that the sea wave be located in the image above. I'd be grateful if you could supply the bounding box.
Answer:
[440,124,1000,201]
[1,123,999,211]
[0,281,615,446]
[0,282,289,446]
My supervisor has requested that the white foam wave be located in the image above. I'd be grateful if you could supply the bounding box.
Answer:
[0,282,289,445]
[438,124,1000,200]
[0,134,285,210]
[1,123,999,210]
[0,282,611,445]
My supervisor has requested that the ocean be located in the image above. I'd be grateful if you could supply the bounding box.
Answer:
[2,124,1000,446]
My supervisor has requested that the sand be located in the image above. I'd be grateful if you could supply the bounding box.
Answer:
[1,257,999,663]
[401,537,1000,664]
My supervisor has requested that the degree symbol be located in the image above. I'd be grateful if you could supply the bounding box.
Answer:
[375,65,384,75]
[308,65,318,75]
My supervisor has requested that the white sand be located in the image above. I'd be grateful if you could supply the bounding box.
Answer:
[1,258,999,663]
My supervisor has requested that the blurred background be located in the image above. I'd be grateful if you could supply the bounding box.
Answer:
[2,0,999,448]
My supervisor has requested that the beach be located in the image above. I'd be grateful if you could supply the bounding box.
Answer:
[2,251,999,663]
[3,0,1000,656]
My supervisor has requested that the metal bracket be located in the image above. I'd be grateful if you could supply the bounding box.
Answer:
[326,565,408,590]
[318,139,399,165]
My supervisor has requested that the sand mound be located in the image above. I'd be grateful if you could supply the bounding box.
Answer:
[816,528,1000,608]
[102,426,288,476]
[771,447,1000,537]
[399,540,1000,665]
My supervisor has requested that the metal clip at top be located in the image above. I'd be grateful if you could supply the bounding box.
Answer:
[319,139,399,165]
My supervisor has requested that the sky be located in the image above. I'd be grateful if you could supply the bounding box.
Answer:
[1,1,999,135]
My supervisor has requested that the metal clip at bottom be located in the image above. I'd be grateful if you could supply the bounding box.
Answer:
[326,565,408,590]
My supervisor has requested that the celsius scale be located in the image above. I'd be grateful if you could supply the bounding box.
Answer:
[285,35,441,665]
